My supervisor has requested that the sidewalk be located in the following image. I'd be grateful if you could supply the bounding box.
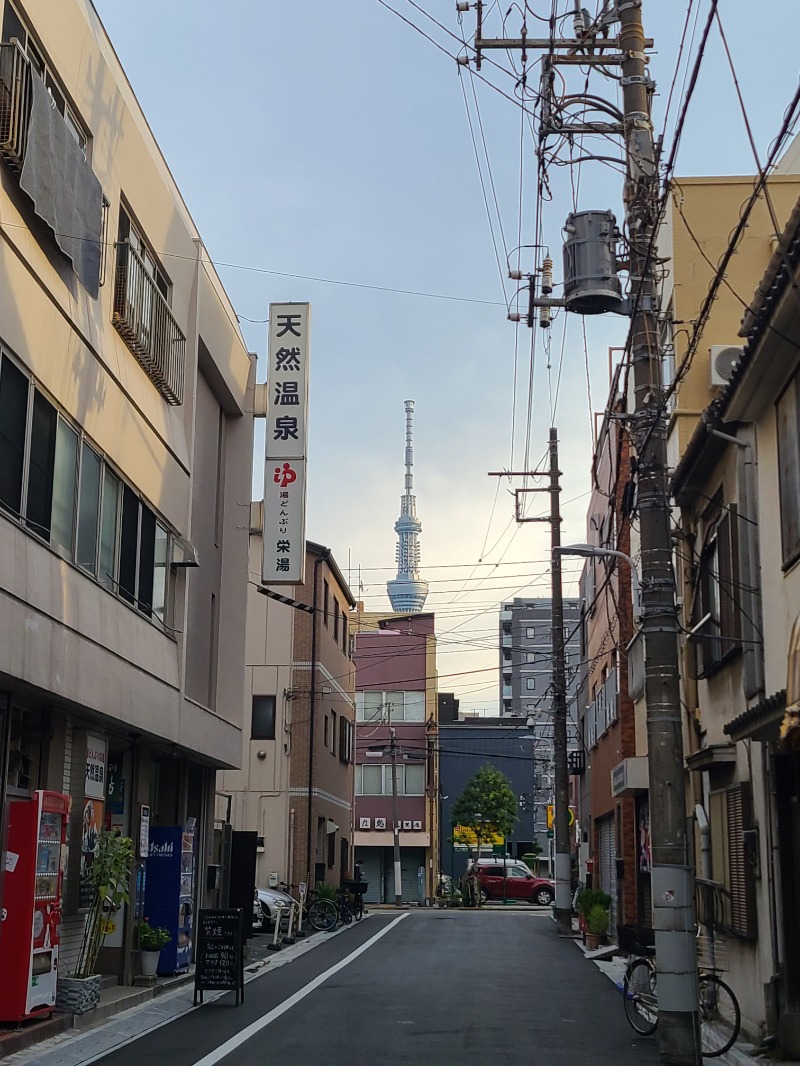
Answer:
[572,933,790,1066]
[0,920,351,1064]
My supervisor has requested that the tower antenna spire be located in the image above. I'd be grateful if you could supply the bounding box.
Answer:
[387,400,428,613]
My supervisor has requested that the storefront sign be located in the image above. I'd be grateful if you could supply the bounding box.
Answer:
[262,302,310,585]
[138,804,150,859]
[193,909,245,1006]
[106,757,125,815]
[85,735,107,800]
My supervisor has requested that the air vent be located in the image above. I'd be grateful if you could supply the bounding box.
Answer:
[710,345,744,387]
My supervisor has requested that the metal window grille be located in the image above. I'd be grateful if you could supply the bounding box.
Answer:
[112,240,185,405]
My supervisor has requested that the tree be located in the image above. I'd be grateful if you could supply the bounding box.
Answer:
[451,766,518,860]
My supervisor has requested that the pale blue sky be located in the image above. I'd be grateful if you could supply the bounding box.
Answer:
[95,1,799,712]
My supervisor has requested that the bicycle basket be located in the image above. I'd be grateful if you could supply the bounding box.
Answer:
[342,880,368,895]
[696,934,729,972]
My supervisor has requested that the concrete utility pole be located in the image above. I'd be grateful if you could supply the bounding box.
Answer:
[547,429,571,933]
[475,1,700,1059]
[389,727,403,906]
[618,5,700,1059]
[488,429,571,932]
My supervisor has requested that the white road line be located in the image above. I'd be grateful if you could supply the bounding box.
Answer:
[189,913,409,1066]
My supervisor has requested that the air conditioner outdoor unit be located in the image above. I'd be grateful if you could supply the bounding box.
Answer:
[710,344,744,387]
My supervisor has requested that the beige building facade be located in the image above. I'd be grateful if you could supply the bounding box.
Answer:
[0,0,253,986]
[663,176,800,1049]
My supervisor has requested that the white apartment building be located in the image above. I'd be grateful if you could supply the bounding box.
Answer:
[0,0,253,986]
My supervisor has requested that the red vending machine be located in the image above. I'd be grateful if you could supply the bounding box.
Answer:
[0,790,70,1023]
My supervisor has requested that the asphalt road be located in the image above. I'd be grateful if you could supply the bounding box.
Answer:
[90,911,663,1066]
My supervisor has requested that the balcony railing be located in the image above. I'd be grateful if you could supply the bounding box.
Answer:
[113,241,185,405]
[0,40,31,170]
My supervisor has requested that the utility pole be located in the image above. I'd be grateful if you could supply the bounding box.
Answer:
[475,2,700,1060]
[547,429,571,933]
[489,428,571,933]
[389,726,402,906]
[618,5,701,1060]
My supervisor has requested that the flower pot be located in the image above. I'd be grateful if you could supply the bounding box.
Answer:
[585,932,601,951]
[56,974,101,1015]
[140,950,161,976]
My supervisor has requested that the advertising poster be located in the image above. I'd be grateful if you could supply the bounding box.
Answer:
[79,797,103,908]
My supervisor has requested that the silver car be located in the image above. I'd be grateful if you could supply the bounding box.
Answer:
[253,887,296,931]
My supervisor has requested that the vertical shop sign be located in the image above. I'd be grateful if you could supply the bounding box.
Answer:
[138,804,151,859]
[79,735,107,907]
[262,302,310,585]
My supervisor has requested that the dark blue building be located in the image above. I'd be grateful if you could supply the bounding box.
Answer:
[439,718,538,880]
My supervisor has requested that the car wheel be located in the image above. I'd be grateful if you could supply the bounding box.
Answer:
[479,888,490,904]
[535,887,554,906]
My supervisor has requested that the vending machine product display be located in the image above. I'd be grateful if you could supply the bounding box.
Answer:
[0,791,70,1023]
[143,824,195,974]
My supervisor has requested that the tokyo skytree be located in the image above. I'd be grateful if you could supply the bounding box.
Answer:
[386,400,429,613]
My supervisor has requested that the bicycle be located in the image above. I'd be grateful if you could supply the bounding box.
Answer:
[622,938,741,1057]
[305,889,338,932]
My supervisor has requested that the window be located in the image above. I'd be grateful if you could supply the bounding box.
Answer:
[341,608,348,653]
[251,696,276,740]
[0,356,27,515]
[323,715,329,749]
[709,783,757,940]
[0,352,173,624]
[777,373,800,568]
[77,443,101,574]
[333,601,339,642]
[525,678,536,691]
[330,711,337,756]
[696,501,741,675]
[339,717,353,764]
[355,763,424,795]
[323,581,330,627]
[402,763,425,795]
[356,764,382,795]
[1,2,87,151]
[327,829,336,868]
[526,627,537,639]
[355,691,425,722]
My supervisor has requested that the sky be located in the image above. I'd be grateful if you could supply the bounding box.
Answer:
[94,0,800,714]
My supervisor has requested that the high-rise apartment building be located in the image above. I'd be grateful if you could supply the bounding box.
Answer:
[499,598,582,862]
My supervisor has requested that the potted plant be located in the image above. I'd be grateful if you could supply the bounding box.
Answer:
[576,888,612,940]
[585,904,610,951]
[136,920,172,976]
[57,831,134,1015]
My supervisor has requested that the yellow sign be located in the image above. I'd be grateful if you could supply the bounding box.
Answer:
[546,805,576,829]
[452,824,504,847]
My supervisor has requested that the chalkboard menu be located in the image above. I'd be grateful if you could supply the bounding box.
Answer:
[193,909,244,1006]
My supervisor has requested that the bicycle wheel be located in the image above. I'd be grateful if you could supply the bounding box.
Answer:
[307,898,337,932]
[353,894,364,920]
[623,957,659,1036]
[338,897,353,925]
[699,974,740,1057]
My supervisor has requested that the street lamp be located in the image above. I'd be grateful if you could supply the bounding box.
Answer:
[555,543,641,621]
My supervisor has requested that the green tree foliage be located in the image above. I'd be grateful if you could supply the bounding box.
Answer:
[451,766,518,850]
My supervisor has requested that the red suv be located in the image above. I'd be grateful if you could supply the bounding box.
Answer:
[472,862,554,905]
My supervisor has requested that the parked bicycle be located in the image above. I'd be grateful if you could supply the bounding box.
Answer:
[622,934,741,1057]
[305,880,367,931]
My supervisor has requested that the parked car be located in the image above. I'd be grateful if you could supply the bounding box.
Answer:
[253,886,296,931]
[465,860,554,905]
